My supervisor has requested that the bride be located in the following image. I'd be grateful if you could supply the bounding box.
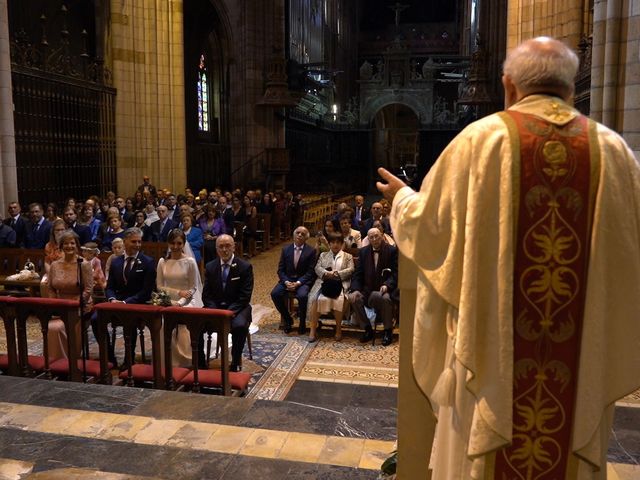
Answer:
[157,228,203,367]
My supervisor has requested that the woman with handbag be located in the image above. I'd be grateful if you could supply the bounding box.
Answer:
[307,232,354,343]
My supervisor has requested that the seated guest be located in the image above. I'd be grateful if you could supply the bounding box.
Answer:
[81,242,106,290]
[216,196,234,235]
[115,196,134,227]
[101,215,125,252]
[202,234,253,371]
[257,193,273,214]
[242,195,257,255]
[132,210,148,238]
[0,214,16,247]
[352,195,368,231]
[181,214,203,264]
[198,205,225,264]
[144,205,177,242]
[25,202,51,249]
[45,203,60,223]
[349,228,398,346]
[133,191,146,211]
[80,203,101,242]
[97,227,156,366]
[143,204,159,226]
[339,213,362,249]
[271,226,316,334]
[307,233,354,342]
[48,231,94,360]
[361,201,390,238]
[315,219,338,255]
[361,219,395,247]
[44,219,66,266]
[104,237,124,280]
[63,206,92,245]
[4,201,29,247]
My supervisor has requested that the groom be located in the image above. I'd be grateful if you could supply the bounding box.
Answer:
[202,234,253,371]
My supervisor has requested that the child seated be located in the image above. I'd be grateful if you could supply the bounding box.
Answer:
[104,237,124,281]
[81,242,106,290]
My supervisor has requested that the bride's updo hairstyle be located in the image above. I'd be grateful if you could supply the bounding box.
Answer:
[167,228,186,244]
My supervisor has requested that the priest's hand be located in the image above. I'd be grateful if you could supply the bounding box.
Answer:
[376,167,408,202]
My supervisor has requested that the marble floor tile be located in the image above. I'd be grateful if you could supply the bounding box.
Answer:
[238,399,342,437]
[205,424,253,454]
[318,436,366,468]
[359,439,395,470]
[132,418,186,445]
[240,428,289,458]
[0,457,34,479]
[278,431,327,463]
[165,422,219,448]
[335,406,397,441]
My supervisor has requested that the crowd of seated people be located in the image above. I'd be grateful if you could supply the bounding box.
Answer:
[271,196,399,346]
[0,176,309,369]
[0,179,399,380]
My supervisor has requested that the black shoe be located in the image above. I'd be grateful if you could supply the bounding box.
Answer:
[382,329,393,346]
[297,322,306,335]
[283,317,293,334]
[229,364,241,372]
[360,329,374,343]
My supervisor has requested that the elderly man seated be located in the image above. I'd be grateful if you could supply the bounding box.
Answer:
[349,228,398,346]
[271,226,317,334]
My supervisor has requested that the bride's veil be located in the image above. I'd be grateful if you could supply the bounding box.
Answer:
[183,240,204,308]
[166,237,204,308]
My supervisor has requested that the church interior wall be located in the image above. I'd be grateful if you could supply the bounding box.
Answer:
[108,0,187,196]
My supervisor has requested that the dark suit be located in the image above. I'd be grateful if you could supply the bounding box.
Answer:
[25,219,51,249]
[3,215,29,247]
[270,243,317,329]
[94,252,157,364]
[350,243,398,330]
[0,224,16,247]
[361,216,391,237]
[71,222,92,245]
[144,218,177,242]
[352,205,369,229]
[202,255,253,368]
[221,208,234,235]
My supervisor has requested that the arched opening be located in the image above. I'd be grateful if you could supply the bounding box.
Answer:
[183,0,231,190]
[372,104,420,174]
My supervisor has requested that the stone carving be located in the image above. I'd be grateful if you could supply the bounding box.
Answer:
[360,60,373,80]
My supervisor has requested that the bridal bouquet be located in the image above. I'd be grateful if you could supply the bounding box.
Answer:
[150,290,172,306]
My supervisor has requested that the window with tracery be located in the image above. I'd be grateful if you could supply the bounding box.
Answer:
[197,54,210,132]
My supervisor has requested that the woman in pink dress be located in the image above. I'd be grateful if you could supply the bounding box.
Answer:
[47,231,94,360]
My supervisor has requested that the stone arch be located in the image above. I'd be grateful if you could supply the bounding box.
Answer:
[360,93,431,128]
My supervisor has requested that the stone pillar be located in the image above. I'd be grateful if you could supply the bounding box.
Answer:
[0,0,17,214]
[396,255,435,479]
[108,0,187,195]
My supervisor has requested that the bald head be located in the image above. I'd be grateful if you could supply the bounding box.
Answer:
[502,37,579,106]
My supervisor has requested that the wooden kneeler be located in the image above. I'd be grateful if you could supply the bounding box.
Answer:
[162,306,250,396]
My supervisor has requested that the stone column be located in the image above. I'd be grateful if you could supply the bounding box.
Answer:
[0,0,17,214]
[108,0,187,195]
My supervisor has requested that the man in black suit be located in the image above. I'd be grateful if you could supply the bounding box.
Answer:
[96,227,157,365]
[3,201,29,247]
[270,226,317,334]
[0,214,16,247]
[144,205,177,242]
[115,197,134,227]
[202,234,254,371]
[63,206,92,245]
[25,203,51,249]
[216,196,234,235]
[361,201,391,237]
[349,228,398,346]
[352,195,369,230]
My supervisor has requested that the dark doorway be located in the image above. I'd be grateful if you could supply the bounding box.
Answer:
[183,0,231,191]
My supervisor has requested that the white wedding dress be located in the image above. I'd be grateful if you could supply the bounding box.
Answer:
[156,255,203,367]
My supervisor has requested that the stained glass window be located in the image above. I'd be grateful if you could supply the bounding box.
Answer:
[197,54,210,132]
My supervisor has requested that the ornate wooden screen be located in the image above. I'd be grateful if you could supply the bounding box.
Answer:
[8,2,116,207]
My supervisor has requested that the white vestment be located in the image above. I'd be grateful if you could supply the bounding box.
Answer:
[391,95,640,479]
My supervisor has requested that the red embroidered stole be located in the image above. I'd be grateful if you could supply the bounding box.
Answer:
[492,109,599,479]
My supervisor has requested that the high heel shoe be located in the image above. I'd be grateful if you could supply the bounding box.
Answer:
[308,336,318,343]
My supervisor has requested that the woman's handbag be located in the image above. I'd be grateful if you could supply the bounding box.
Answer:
[320,278,343,299]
